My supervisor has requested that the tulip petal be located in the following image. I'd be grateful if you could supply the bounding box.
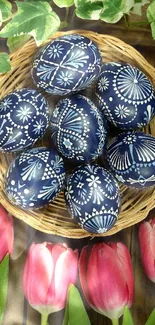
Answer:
[87,243,127,319]
[79,246,95,307]
[46,243,67,266]
[0,207,14,261]
[47,248,78,310]
[109,242,134,307]
[23,243,54,306]
[139,221,155,282]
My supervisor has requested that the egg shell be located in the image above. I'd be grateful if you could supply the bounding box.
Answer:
[64,164,121,234]
[0,88,50,152]
[96,62,155,130]
[50,94,108,164]
[31,34,102,95]
[5,147,66,209]
[106,131,155,188]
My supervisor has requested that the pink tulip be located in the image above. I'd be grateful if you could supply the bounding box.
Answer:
[139,218,155,282]
[23,242,78,315]
[0,205,14,262]
[79,242,134,320]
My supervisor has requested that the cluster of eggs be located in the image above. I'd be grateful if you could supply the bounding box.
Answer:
[2,33,155,235]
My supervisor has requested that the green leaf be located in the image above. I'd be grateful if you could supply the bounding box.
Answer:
[0,1,60,46]
[100,0,134,23]
[53,0,74,8]
[122,306,134,325]
[147,0,155,39]
[7,35,31,53]
[62,284,91,325]
[75,0,103,20]
[0,254,9,325]
[0,0,12,25]
[0,53,11,73]
[132,0,149,16]
[145,309,155,325]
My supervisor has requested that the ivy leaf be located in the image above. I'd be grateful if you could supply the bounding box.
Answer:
[100,0,134,23]
[0,1,60,46]
[122,306,134,325]
[0,254,9,325]
[145,309,155,325]
[147,0,155,39]
[62,285,91,325]
[0,0,12,26]
[132,0,149,16]
[7,35,31,53]
[53,0,74,8]
[75,0,104,20]
[0,53,11,73]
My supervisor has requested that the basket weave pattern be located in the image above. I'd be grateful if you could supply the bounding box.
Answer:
[0,30,155,238]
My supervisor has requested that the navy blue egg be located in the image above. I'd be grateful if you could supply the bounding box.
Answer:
[64,164,120,234]
[96,62,155,130]
[106,131,155,188]
[31,34,102,95]
[5,147,66,209]
[0,88,50,152]
[50,94,108,164]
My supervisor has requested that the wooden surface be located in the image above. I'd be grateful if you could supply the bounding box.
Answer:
[1,39,155,325]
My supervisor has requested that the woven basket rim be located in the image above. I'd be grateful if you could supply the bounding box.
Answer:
[0,29,155,238]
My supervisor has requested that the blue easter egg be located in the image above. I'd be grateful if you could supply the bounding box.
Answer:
[50,94,108,164]
[5,147,66,209]
[31,34,102,95]
[0,88,50,152]
[96,62,155,129]
[106,131,155,188]
[64,164,121,234]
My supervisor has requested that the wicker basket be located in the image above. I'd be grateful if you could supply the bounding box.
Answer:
[0,30,155,239]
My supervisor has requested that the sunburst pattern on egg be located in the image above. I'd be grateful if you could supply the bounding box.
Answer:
[96,62,155,130]
[64,164,120,234]
[0,88,50,152]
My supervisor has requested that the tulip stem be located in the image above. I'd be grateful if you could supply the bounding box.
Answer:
[111,319,119,325]
[41,313,49,325]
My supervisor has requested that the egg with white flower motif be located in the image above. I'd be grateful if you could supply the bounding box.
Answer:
[31,34,102,95]
[96,62,155,129]
[50,94,108,164]
[0,88,50,152]
[64,164,121,234]
[106,131,155,188]
[5,147,66,209]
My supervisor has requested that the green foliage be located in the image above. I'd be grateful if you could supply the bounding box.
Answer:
[0,254,9,325]
[122,306,134,325]
[53,0,74,8]
[145,309,155,325]
[0,53,11,73]
[100,0,134,24]
[0,1,60,46]
[62,285,91,325]
[7,35,31,52]
[132,0,149,16]
[0,0,12,26]
[75,0,103,20]
[147,0,155,39]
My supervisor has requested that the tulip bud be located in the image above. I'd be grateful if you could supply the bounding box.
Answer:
[0,205,14,261]
[23,242,78,315]
[79,242,134,320]
[139,218,155,282]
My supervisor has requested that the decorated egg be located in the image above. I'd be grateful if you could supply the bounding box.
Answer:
[50,94,108,164]
[31,34,102,95]
[5,147,66,209]
[0,88,50,152]
[106,131,155,188]
[96,62,155,129]
[64,164,121,234]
